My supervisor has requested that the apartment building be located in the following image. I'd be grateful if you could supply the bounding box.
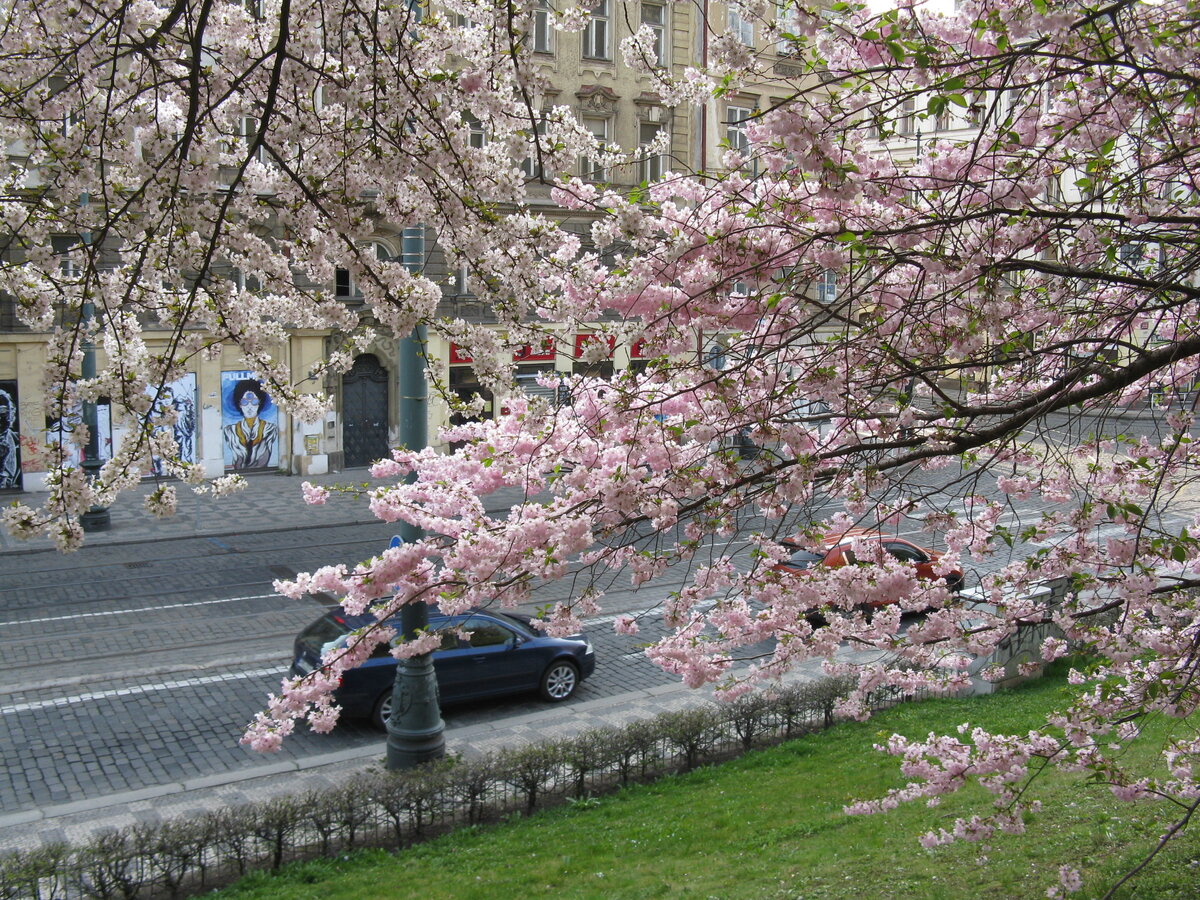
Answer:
[0,0,822,488]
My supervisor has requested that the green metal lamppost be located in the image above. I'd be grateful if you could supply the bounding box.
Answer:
[385,223,446,769]
[78,297,111,532]
[77,199,110,532]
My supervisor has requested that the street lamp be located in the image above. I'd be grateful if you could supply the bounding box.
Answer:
[79,298,111,532]
[77,204,110,532]
[385,223,446,769]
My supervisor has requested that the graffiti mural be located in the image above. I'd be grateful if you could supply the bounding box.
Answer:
[145,374,198,477]
[0,380,20,489]
[45,400,112,471]
[221,371,279,470]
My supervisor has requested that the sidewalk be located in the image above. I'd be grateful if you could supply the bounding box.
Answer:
[0,676,743,852]
[0,468,537,555]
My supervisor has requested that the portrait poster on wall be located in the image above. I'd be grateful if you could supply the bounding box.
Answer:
[144,374,198,477]
[0,380,21,490]
[45,400,112,470]
[221,371,279,471]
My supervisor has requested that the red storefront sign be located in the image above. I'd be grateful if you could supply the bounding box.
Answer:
[574,333,616,358]
[449,343,473,364]
[513,336,557,362]
[630,338,648,359]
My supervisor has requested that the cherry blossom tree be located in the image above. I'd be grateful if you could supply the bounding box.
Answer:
[4,0,1200,893]
[270,1,1200,891]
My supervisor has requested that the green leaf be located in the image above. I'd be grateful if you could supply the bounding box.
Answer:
[833,231,857,243]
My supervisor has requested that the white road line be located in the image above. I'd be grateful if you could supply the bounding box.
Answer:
[1,666,288,716]
[0,593,282,628]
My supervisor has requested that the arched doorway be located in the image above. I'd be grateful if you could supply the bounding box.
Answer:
[342,354,390,468]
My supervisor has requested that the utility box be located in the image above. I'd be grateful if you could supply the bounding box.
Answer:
[961,577,1071,695]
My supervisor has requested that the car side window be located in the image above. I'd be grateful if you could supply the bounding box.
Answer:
[434,627,463,650]
[885,542,926,563]
[377,627,461,656]
[462,618,514,648]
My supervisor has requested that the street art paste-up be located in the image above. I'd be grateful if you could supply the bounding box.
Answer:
[45,399,112,472]
[0,381,20,489]
[145,374,198,477]
[221,372,279,471]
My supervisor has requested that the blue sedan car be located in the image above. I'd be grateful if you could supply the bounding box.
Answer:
[290,607,596,728]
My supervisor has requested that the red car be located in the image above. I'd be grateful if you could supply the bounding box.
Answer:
[774,529,964,598]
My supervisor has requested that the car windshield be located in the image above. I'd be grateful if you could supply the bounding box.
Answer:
[785,548,824,569]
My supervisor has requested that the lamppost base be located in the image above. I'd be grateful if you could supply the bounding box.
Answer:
[384,652,446,770]
[385,726,446,770]
[80,507,111,532]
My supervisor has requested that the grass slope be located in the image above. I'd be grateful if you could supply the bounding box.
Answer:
[214,672,1198,899]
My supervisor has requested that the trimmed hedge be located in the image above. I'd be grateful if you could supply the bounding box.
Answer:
[1,676,893,900]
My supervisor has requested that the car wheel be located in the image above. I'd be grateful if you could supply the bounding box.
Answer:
[539,660,579,702]
[371,690,393,731]
[945,573,964,593]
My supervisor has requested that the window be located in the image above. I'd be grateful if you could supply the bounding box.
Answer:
[447,264,470,296]
[336,240,392,298]
[581,116,608,181]
[639,122,665,182]
[885,542,928,564]
[60,108,80,138]
[466,114,486,149]
[1003,88,1023,122]
[726,106,752,153]
[641,2,666,65]
[816,269,837,304]
[231,269,262,293]
[238,115,273,165]
[896,97,916,136]
[51,234,81,277]
[533,0,554,53]
[728,5,754,45]
[583,0,610,59]
[462,618,514,648]
[933,102,952,133]
[1044,173,1061,203]
[776,0,801,54]
[521,117,547,179]
[1118,242,1146,268]
[967,91,986,127]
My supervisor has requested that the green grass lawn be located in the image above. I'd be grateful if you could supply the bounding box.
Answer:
[212,673,1198,900]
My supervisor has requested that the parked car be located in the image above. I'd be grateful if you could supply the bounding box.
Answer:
[773,529,964,603]
[291,607,596,729]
